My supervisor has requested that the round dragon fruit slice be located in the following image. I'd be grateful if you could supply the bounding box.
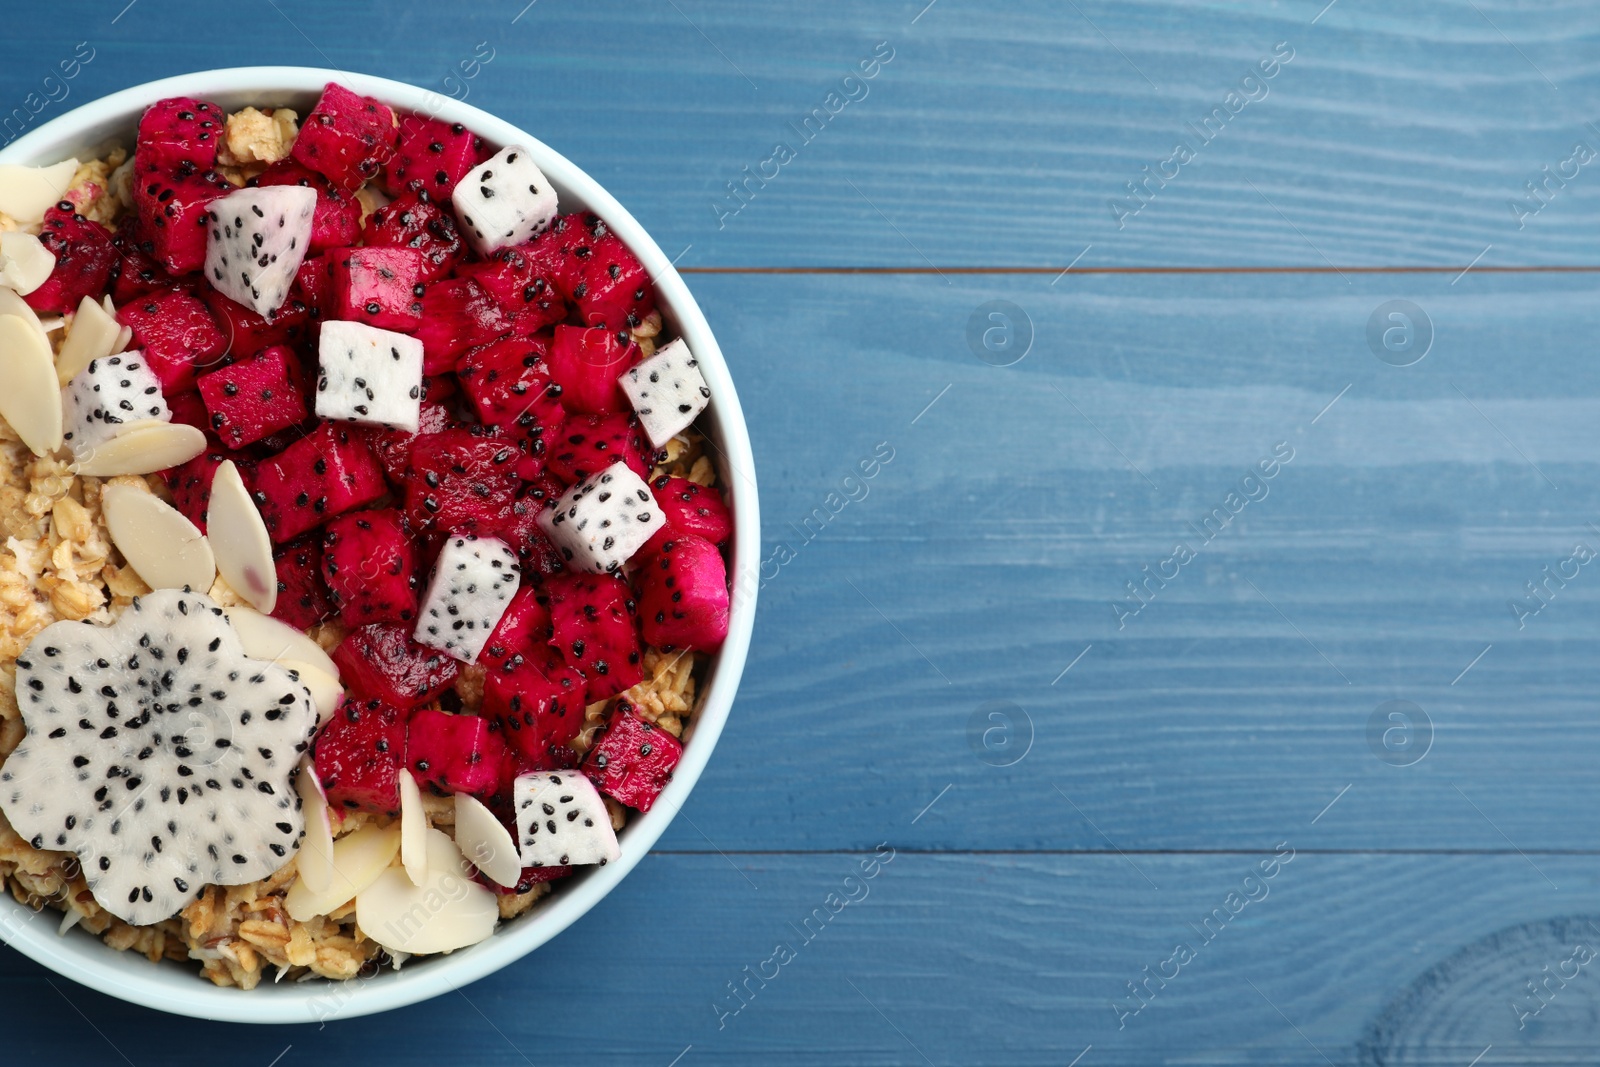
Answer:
[0,588,320,925]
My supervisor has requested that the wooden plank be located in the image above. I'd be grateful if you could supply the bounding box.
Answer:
[14,1,1600,267]
[6,851,1600,1064]
[644,270,1600,853]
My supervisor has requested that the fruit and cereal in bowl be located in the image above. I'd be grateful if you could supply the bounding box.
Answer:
[0,70,753,1011]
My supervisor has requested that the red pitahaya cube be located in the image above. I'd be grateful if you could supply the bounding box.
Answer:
[475,490,566,576]
[407,709,510,797]
[640,476,733,556]
[254,159,362,253]
[363,189,464,281]
[116,289,228,392]
[546,572,643,703]
[314,697,408,814]
[384,114,489,198]
[403,428,521,536]
[331,622,460,711]
[321,508,420,625]
[455,242,568,332]
[291,82,400,191]
[251,423,386,542]
[537,213,596,295]
[523,471,567,510]
[570,222,656,331]
[25,204,117,313]
[202,286,310,360]
[161,446,235,531]
[546,412,652,484]
[583,707,682,812]
[413,277,512,374]
[293,253,336,323]
[135,97,224,173]
[367,400,452,485]
[546,324,639,416]
[455,335,561,428]
[635,533,730,652]
[329,247,426,332]
[164,389,209,435]
[484,655,586,768]
[270,536,337,631]
[547,212,657,308]
[480,585,552,675]
[131,165,233,274]
[196,345,310,449]
[110,221,178,305]
[422,374,458,404]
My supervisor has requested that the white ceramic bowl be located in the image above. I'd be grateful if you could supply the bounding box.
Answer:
[0,67,759,1024]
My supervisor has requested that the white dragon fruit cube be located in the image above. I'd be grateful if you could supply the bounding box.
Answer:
[413,535,521,664]
[205,185,317,318]
[619,338,711,447]
[62,352,170,453]
[451,145,558,255]
[537,461,665,575]
[515,771,619,867]
[315,320,424,432]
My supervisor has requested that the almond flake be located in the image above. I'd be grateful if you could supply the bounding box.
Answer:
[100,483,216,593]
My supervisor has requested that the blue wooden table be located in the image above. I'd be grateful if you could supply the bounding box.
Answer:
[9,1,1600,1062]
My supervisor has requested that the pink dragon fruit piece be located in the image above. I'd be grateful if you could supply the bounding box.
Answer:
[582,707,682,812]
[321,508,421,626]
[291,82,401,191]
[135,97,224,173]
[332,623,461,711]
[634,532,730,652]
[315,698,409,814]
[545,572,643,703]
[130,165,233,275]
[384,114,490,198]
[406,708,512,797]
[195,344,310,449]
[250,423,386,542]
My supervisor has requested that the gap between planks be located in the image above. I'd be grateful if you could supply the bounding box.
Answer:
[679,264,1600,275]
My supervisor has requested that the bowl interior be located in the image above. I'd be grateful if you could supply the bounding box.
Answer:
[0,67,758,1023]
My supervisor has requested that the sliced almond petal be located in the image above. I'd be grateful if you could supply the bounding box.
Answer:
[110,325,133,354]
[285,824,401,922]
[399,770,427,887]
[356,828,498,955]
[223,604,340,680]
[207,459,277,613]
[72,420,203,476]
[0,286,48,344]
[293,759,335,896]
[279,658,343,725]
[0,159,79,224]
[454,793,522,888]
[56,295,120,385]
[100,484,216,593]
[0,232,55,296]
[0,312,62,456]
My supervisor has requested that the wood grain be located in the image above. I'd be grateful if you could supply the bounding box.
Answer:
[5,852,1600,1065]
[649,270,1600,854]
[13,0,1600,268]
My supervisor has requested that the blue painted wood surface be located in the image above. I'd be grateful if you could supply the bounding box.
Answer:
[8,1,1600,1063]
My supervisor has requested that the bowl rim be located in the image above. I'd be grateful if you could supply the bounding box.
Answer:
[0,66,759,1024]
